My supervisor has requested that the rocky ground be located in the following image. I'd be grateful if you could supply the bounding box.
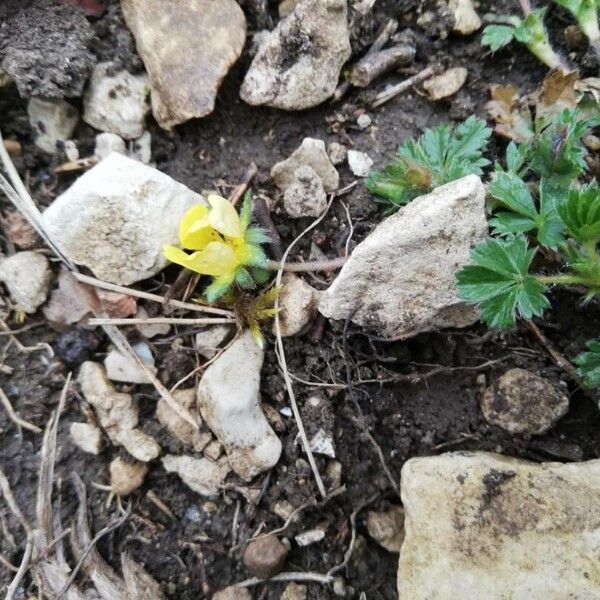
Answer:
[0,1,599,599]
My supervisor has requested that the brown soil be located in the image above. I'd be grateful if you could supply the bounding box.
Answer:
[1,1,599,599]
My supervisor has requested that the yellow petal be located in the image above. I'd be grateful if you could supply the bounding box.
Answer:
[164,242,238,277]
[208,194,243,239]
[179,205,215,249]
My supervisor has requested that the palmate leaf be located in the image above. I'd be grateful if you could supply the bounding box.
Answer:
[488,173,564,248]
[456,235,550,328]
[482,24,516,51]
[367,116,491,210]
[574,338,600,388]
[557,183,600,243]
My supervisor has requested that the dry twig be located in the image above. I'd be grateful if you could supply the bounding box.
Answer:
[0,386,42,433]
[371,66,436,107]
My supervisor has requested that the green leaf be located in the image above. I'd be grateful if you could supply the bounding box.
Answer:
[482,25,516,51]
[240,191,253,230]
[234,267,256,289]
[574,338,600,388]
[557,182,600,242]
[505,141,530,174]
[487,173,564,248]
[530,108,597,183]
[456,235,550,328]
[368,117,491,210]
[489,172,537,219]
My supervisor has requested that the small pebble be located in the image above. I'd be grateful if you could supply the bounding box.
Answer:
[357,113,372,129]
[110,457,147,496]
[347,150,373,177]
[243,534,289,578]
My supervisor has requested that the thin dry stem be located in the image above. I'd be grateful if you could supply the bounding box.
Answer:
[236,571,334,587]
[372,66,436,107]
[0,386,42,433]
[266,256,348,272]
[72,272,233,317]
[273,195,342,499]
[88,316,234,327]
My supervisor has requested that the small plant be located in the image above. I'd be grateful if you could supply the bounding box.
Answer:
[482,6,567,70]
[554,0,600,57]
[454,106,600,387]
[366,116,491,211]
[163,193,269,302]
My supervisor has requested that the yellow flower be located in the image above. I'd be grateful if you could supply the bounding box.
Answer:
[163,193,269,303]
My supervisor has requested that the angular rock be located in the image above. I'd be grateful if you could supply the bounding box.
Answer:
[3,211,38,250]
[276,273,320,337]
[94,132,127,160]
[295,527,326,546]
[122,0,246,129]
[27,97,79,155]
[70,422,103,455]
[77,361,160,461]
[347,149,374,177]
[110,457,147,496]
[42,153,203,285]
[203,440,223,461]
[283,166,328,218]
[121,429,161,463]
[197,330,282,481]
[104,343,156,384]
[319,175,487,338]
[449,0,482,35]
[243,535,289,578]
[83,62,150,140]
[213,587,252,600]
[156,388,210,451]
[327,142,347,166]
[481,368,569,435]
[399,451,600,598]
[271,138,339,193]
[423,67,468,101]
[366,506,404,553]
[0,251,51,314]
[195,325,233,359]
[161,455,229,497]
[241,0,351,110]
[136,307,170,338]
[309,428,335,458]
[282,583,307,600]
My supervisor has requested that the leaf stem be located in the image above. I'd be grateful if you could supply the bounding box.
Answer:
[535,274,590,285]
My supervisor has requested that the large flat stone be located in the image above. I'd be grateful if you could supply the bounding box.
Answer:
[122,0,246,129]
[319,175,487,339]
[399,451,600,598]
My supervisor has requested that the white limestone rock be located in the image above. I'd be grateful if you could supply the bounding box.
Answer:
[70,422,103,455]
[104,343,156,385]
[276,273,321,336]
[195,325,233,359]
[77,361,160,462]
[0,251,51,314]
[27,97,79,155]
[197,330,282,481]
[271,138,339,193]
[347,149,373,177]
[241,0,351,110]
[155,388,210,452]
[94,132,127,160]
[161,454,229,497]
[42,153,203,285]
[282,166,328,218]
[399,451,600,599]
[319,175,487,339]
[83,62,150,139]
[449,0,482,35]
